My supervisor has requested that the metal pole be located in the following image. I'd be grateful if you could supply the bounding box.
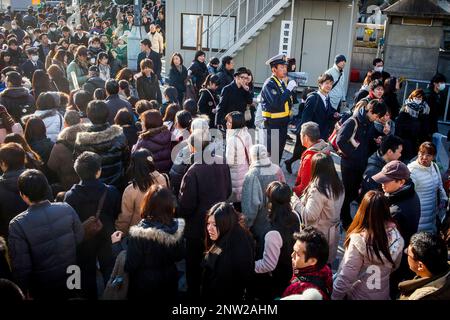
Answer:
[237,0,241,41]
[245,0,249,28]
[210,0,214,54]
[403,81,409,104]
[290,0,295,22]
[444,86,450,122]
[347,0,356,66]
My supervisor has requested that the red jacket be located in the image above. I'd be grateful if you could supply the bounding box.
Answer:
[282,264,333,300]
[293,140,331,196]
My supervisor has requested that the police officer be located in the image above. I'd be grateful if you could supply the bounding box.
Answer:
[261,54,297,163]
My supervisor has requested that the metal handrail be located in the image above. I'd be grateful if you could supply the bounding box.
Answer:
[201,0,240,39]
[221,0,279,51]
[201,0,285,53]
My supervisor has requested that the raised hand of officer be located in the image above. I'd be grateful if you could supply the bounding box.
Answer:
[287,80,297,92]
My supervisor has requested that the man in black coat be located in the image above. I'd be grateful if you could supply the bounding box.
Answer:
[23,8,38,29]
[82,66,106,97]
[64,151,121,300]
[215,67,253,127]
[372,160,421,297]
[0,143,28,237]
[6,39,25,67]
[336,100,387,229]
[104,79,134,124]
[0,71,35,123]
[137,39,162,79]
[136,58,162,103]
[20,47,44,81]
[178,132,232,299]
[71,25,89,46]
[216,55,234,94]
[74,100,129,190]
[8,170,83,299]
[361,135,403,197]
[37,33,51,65]
[300,73,339,141]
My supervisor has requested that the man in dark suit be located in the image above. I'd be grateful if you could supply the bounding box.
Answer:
[37,33,51,64]
[137,39,161,79]
[20,47,44,81]
[300,73,340,141]
[215,67,253,128]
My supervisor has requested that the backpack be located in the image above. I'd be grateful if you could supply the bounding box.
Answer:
[327,112,356,155]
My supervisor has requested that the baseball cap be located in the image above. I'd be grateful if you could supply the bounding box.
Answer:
[372,160,410,183]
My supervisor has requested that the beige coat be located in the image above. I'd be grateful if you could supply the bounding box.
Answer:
[148,31,164,54]
[115,172,168,234]
[295,185,344,264]
[332,223,404,300]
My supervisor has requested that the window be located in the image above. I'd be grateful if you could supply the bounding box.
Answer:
[181,13,236,51]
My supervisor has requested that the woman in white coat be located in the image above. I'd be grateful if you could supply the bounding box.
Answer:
[225,111,253,209]
[408,142,447,234]
[292,152,344,264]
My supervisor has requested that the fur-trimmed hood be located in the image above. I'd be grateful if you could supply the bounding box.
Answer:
[75,124,124,146]
[57,123,88,145]
[129,218,185,246]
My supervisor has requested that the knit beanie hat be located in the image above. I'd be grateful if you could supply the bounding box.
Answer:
[334,54,347,65]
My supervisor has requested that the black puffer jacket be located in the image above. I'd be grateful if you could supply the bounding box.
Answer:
[0,87,35,123]
[82,76,106,96]
[8,201,84,299]
[125,218,185,300]
[74,124,129,189]
[0,169,28,237]
[336,107,373,170]
[385,180,421,245]
[178,155,232,239]
[201,226,255,301]
[216,65,234,94]
[361,150,387,196]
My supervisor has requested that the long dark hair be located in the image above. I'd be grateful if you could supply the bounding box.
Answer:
[345,190,396,266]
[205,202,248,251]
[309,153,344,199]
[127,148,156,192]
[32,69,52,95]
[24,116,47,143]
[266,181,297,230]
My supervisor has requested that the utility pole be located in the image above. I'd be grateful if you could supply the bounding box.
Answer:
[128,0,146,71]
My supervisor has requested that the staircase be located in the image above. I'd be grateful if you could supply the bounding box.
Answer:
[202,0,292,58]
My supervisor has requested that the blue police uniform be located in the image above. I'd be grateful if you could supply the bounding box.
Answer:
[261,54,294,163]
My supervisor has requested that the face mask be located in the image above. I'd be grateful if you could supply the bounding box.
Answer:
[90,58,96,64]
[31,55,39,62]
[11,25,17,30]
[50,27,56,32]
[374,66,383,73]
[439,83,446,91]
[413,98,422,105]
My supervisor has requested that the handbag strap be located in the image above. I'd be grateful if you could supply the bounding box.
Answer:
[235,135,250,165]
[95,190,108,219]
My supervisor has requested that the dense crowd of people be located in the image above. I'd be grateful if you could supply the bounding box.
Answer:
[0,0,449,302]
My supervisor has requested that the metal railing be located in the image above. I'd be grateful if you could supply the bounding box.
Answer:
[401,78,450,124]
[201,0,286,54]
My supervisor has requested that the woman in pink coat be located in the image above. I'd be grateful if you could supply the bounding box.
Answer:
[332,191,404,300]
